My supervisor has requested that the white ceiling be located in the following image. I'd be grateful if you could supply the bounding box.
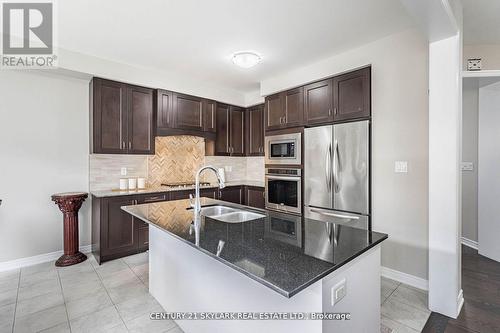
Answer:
[58,0,414,94]
[463,0,500,45]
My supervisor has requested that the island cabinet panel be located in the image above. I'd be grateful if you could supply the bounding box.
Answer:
[264,93,285,131]
[304,78,334,125]
[173,93,203,131]
[91,78,155,155]
[245,186,265,209]
[245,104,264,156]
[127,85,155,154]
[91,78,127,154]
[219,186,244,204]
[203,99,217,133]
[229,106,245,156]
[333,67,371,121]
[215,104,230,155]
[156,89,174,129]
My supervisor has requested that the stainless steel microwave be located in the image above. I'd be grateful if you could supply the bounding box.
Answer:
[264,132,301,165]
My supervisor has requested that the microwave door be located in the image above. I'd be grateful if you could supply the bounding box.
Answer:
[304,125,333,209]
[333,121,369,215]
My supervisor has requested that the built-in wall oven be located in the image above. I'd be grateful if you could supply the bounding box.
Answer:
[265,168,302,215]
[264,132,301,165]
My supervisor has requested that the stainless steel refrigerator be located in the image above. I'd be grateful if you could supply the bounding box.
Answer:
[304,121,370,230]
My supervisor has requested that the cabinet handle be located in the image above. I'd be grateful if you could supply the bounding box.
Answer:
[334,107,338,115]
[328,109,332,116]
[128,142,132,150]
[122,141,126,150]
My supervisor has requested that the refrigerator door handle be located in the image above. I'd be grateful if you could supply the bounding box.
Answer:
[333,140,341,193]
[325,143,332,191]
[310,208,360,220]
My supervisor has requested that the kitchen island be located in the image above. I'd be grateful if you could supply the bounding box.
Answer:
[122,198,387,333]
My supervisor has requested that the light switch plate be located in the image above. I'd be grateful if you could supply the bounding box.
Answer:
[395,161,408,173]
[224,166,232,172]
[461,162,474,171]
[120,167,127,176]
[331,278,346,306]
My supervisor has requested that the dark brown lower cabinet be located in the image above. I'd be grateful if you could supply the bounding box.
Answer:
[92,185,265,264]
[245,186,265,209]
[219,186,244,204]
[92,192,169,264]
[169,188,218,201]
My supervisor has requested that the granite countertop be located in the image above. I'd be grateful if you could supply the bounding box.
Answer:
[91,180,265,198]
[122,198,387,298]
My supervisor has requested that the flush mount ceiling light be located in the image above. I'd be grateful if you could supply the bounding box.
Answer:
[232,51,261,68]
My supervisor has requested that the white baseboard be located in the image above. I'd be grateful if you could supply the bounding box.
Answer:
[381,266,429,291]
[461,237,478,250]
[0,245,92,272]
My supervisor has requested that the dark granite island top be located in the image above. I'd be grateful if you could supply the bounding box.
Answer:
[122,198,387,298]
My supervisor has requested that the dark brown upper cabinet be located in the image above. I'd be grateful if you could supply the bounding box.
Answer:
[127,85,155,154]
[264,93,284,131]
[214,104,245,156]
[264,87,304,131]
[246,104,264,156]
[215,103,230,155]
[156,89,173,130]
[304,78,334,125]
[91,78,154,155]
[333,67,371,121]
[173,93,203,131]
[283,87,304,127]
[203,99,216,133]
[229,106,245,156]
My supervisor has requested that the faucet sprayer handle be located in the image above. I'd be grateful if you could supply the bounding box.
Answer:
[189,194,195,207]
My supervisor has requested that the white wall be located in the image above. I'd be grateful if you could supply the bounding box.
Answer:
[261,29,430,280]
[461,80,479,242]
[0,71,90,263]
[478,81,500,262]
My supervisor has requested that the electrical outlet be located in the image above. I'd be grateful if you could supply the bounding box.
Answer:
[224,166,232,172]
[120,167,127,176]
[331,279,346,306]
[395,161,408,173]
[461,162,474,171]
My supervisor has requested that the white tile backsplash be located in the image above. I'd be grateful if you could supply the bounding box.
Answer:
[89,139,265,191]
[246,157,265,182]
[89,154,148,191]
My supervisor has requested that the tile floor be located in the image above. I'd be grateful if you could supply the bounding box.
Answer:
[0,252,181,333]
[0,253,429,333]
[381,277,431,332]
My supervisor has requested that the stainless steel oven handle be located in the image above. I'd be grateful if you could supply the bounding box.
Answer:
[310,209,359,220]
[265,175,301,181]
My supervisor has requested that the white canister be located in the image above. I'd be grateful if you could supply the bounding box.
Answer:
[119,178,128,190]
[128,178,137,190]
[137,178,146,189]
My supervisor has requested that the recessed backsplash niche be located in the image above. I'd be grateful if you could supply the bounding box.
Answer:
[148,136,205,187]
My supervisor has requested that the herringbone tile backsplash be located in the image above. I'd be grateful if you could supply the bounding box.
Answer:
[148,136,205,187]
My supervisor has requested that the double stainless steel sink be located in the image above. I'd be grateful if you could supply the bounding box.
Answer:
[198,205,265,223]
